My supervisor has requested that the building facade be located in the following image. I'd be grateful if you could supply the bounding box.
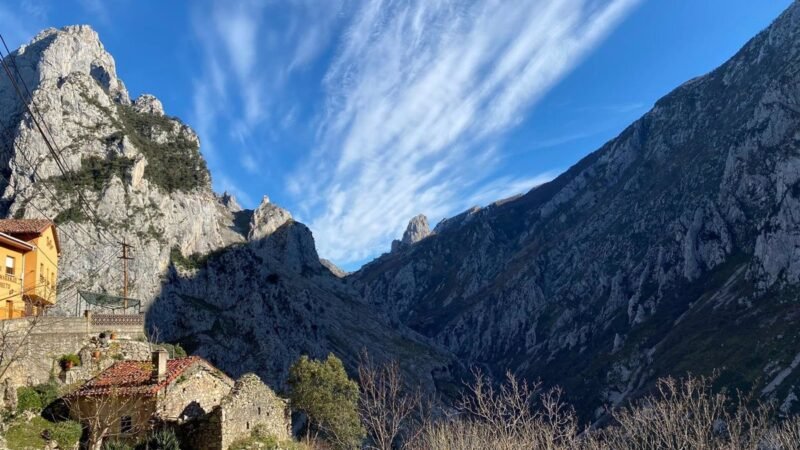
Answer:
[0,219,60,319]
[71,350,290,450]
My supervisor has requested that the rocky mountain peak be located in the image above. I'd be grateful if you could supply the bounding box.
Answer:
[16,25,129,105]
[402,214,431,245]
[391,214,432,252]
[354,1,800,419]
[248,195,293,241]
[0,23,457,398]
[133,94,164,116]
[219,191,243,213]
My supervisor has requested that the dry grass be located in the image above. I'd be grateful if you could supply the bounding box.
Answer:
[405,373,800,450]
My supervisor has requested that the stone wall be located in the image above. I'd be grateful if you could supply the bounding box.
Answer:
[219,373,290,449]
[1,315,145,387]
[157,362,233,422]
[180,373,290,450]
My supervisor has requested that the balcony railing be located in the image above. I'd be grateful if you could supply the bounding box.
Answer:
[1,273,20,284]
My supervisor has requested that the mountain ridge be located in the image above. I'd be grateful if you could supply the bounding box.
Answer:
[351,1,800,418]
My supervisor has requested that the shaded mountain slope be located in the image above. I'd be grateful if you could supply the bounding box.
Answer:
[352,2,800,418]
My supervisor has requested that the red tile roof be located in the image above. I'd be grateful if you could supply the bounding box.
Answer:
[0,219,54,234]
[74,357,205,397]
[0,219,60,253]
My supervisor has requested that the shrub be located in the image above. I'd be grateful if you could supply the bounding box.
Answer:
[229,425,311,450]
[289,354,365,450]
[49,420,82,449]
[103,440,134,450]
[409,373,800,450]
[115,104,208,193]
[34,381,61,408]
[50,155,134,194]
[169,246,227,271]
[141,427,181,450]
[59,353,81,369]
[16,386,43,413]
[54,205,88,224]
[159,343,187,358]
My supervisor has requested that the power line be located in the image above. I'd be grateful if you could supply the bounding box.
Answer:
[0,39,122,248]
[0,33,147,314]
[0,159,121,276]
[0,127,118,266]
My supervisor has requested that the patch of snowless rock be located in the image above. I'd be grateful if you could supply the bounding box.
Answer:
[391,214,432,252]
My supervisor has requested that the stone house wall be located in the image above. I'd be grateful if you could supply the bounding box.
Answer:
[219,373,290,450]
[180,373,290,450]
[157,363,233,422]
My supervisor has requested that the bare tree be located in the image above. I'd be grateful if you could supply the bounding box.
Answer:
[358,351,423,450]
[62,387,143,450]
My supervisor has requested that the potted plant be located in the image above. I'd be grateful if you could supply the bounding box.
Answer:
[59,354,81,371]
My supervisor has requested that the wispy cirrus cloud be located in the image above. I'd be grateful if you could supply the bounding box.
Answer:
[189,0,638,265]
[190,0,343,203]
[0,1,45,50]
[292,0,639,264]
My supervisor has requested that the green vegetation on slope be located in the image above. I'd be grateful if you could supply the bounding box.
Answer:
[115,104,208,193]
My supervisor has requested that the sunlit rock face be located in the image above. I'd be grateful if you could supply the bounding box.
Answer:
[0,25,458,394]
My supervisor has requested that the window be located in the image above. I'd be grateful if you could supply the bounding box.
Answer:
[5,256,14,276]
[120,416,133,434]
[257,407,261,416]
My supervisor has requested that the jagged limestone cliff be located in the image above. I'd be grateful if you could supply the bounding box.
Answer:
[0,25,456,392]
[352,2,800,418]
[0,25,245,308]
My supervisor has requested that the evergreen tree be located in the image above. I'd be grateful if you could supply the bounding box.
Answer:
[288,354,365,450]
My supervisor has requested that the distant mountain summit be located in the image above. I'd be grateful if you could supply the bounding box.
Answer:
[352,2,800,418]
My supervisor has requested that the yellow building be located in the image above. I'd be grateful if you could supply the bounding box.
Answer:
[0,219,60,319]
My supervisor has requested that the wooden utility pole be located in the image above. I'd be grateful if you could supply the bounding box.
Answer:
[119,239,134,309]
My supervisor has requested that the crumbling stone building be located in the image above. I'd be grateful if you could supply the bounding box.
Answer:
[71,350,289,450]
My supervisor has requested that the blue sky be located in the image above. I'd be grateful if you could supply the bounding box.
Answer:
[0,0,793,269]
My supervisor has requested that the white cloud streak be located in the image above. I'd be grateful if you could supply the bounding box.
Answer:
[190,0,342,207]
[0,1,44,50]
[294,0,639,264]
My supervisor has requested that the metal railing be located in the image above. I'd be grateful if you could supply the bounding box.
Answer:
[1,273,19,283]
[90,314,145,327]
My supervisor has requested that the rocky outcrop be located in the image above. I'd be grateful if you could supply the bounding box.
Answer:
[147,222,456,393]
[402,214,431,245]
[352,2,800,419]
[132,93,164,116]
[248,196,293,241]
[320,258,348,278]
[391,214,432,252]
[0,25,247,312]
